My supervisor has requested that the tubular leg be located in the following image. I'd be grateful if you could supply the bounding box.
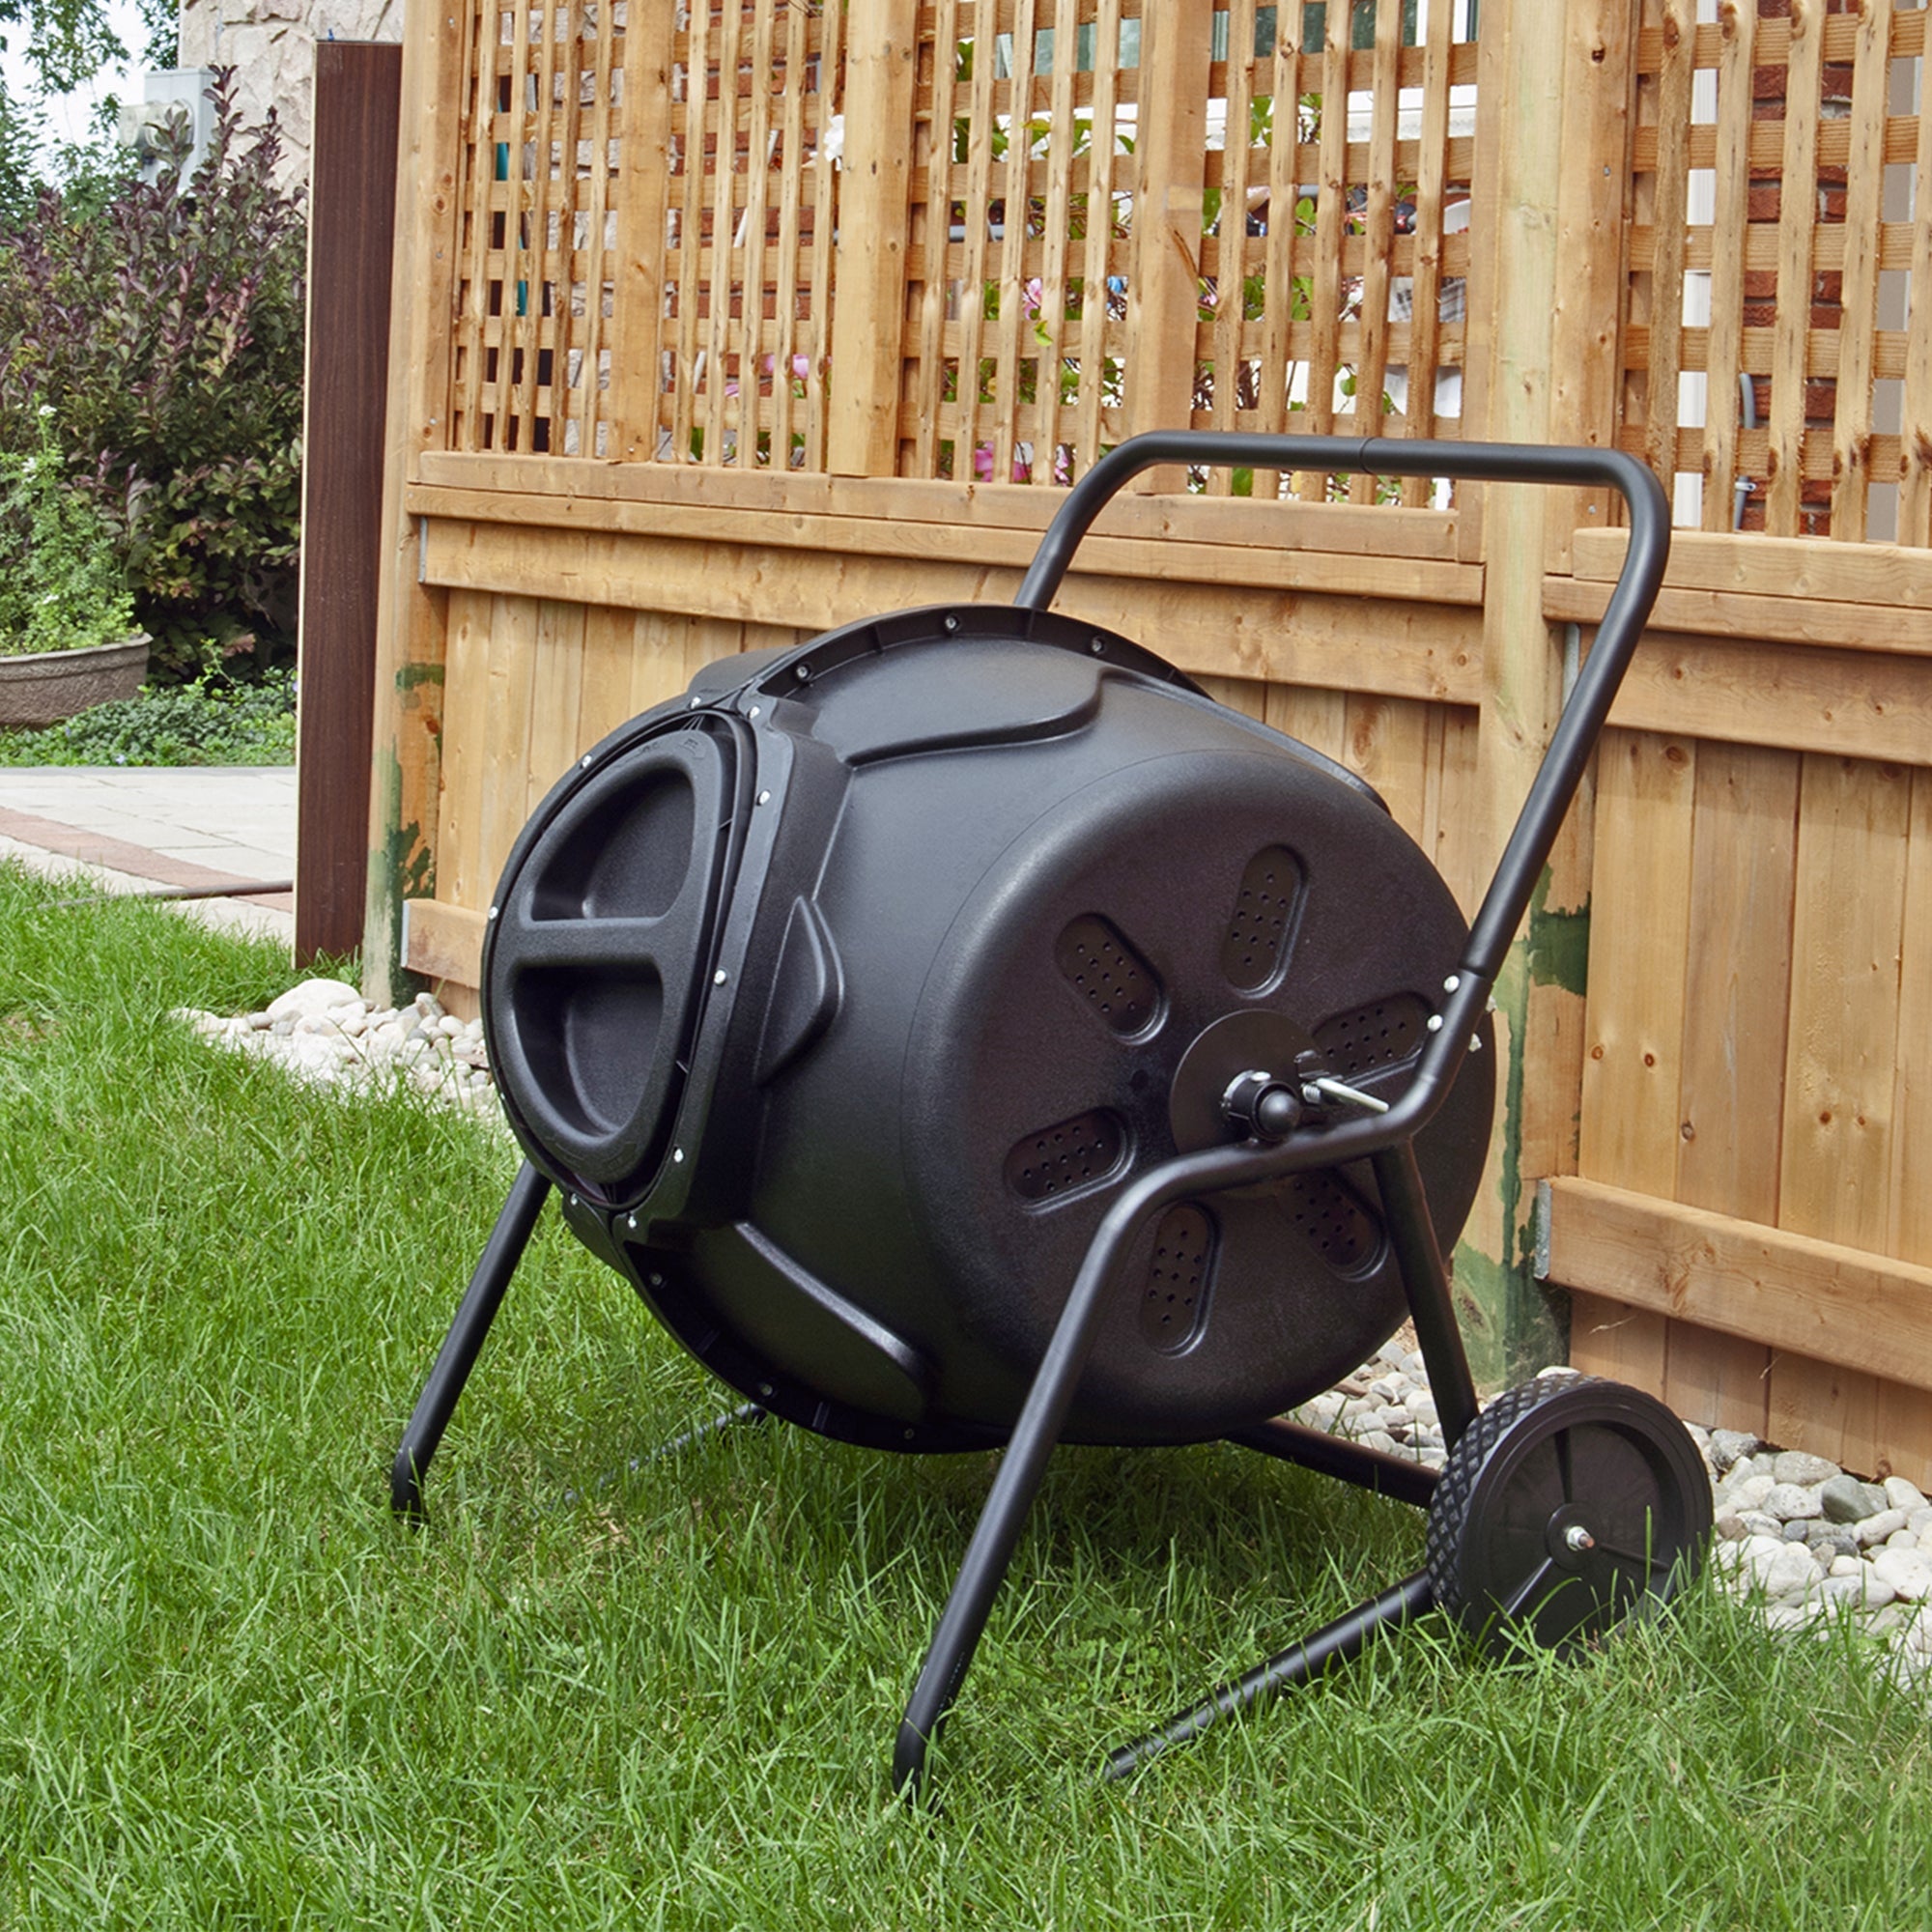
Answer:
[1372,1140,1481,1447]
[891,1139,1300,1800]
[391,1161,553,1516]
[1103,1570,1435,1779]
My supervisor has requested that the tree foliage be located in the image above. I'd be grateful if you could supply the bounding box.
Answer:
[0,71,307,676]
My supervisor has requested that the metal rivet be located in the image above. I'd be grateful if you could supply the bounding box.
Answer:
[712,969,727,985]
[689,696,703,707]
[943,614,960,634]
[487,905,499,921]
[1427,1014,1444,1033]
[648,1272,664,1288]
[749,705,761,720]
[626,1215,638,1230]
[756,789,772,806]
[1090,637,1106,654]
[1443,974,1461,993]
[672,1148,685,1164]
[758,1383,774,1398]
[580,753,592,768]
[795,664,811,682]
[568,1193,579,1207]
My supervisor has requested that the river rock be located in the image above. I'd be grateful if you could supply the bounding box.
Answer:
[265,978,362,1023]
[1820,1474,1889,1523]
[1773,1450,1842,1487]
[1871,1547,1932,1602]
[1763,1482,1824,1522]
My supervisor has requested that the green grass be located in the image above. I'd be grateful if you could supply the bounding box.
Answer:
[1,856,1927,1927]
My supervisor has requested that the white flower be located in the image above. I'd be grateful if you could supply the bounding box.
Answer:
[37,404,53,418]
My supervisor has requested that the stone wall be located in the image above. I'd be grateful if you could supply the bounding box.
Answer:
[177,0,402,190]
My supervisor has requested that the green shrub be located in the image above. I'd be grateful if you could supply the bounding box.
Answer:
[0,70,305,679]
[0,667,295,765]
[0,403,137,655]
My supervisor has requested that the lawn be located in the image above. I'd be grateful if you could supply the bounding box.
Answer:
[1,857,1926,1928]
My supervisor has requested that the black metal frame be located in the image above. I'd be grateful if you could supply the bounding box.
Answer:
[390,432,1670,1799]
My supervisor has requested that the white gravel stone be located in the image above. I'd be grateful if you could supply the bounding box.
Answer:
[265,978,362,1023]
[1773,1450,1843,1487]
[1871,1548,1932,1602]
[1722,1473,1776,1515]
[1763,1482,1824,1522]
[1884,1477,1929,1514]
[1856,1508,1909,1548]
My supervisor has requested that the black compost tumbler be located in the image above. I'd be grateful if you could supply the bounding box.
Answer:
[392,434,1714,1796]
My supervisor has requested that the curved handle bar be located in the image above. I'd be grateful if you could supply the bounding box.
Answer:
[1014,431,1671,995]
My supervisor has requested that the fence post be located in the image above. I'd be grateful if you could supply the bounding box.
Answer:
[298,42,403,967]
[1453,0,1635,1386]
[827,0,920,476]
[1122,0,1214,484]
[364,0,469,1007]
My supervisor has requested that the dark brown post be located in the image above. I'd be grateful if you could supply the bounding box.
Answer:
[297,42,404,965]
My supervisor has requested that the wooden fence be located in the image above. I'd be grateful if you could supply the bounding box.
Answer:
[363,0,1932,1480]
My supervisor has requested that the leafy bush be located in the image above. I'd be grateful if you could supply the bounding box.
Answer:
[0,668,295,765]
[0,404,137,655]
[0,70,305,680]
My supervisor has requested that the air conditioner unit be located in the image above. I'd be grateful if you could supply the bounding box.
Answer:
[117,69,218,188]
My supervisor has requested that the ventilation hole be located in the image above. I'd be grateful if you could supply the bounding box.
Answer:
[1312,993,1430,1080]
[1221,844,1307,991]
[1278,1172,1382,1274]
[1055,915,1162,1037]
[1004,1109,1128,1203]
[1141,1204,1214,1351]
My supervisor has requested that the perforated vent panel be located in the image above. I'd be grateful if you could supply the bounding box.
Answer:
[1141,1205,1214,1352]
[1004,1110,1128,1204]
[1221,844,1305,991]
[1313,994,1430,1081]
[1279,1172,1382,1275]
[1055,915,1161,1037]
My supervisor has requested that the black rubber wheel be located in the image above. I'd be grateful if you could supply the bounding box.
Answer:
[1425,1375,1713,1658]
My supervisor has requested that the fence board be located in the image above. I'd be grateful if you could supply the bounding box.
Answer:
[1573,728,1697,1385]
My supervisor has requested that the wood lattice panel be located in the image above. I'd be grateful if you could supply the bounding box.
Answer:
[449,0,844,468]
[1193,0,1479,504]
[899,0,1146,484]
[1625,0,1932,542]
[897,0,1479,497]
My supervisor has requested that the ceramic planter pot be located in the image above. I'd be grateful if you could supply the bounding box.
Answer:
[0,635,150,728]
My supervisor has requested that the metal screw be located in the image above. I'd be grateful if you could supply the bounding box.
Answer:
[672,1149,685,1164]
[626,1215,638,1231]
[712,969,727,985]
[1444,974,1461,993]
[1565,1524,1596,1553]
[648,1272,664,1288]
[1426,1014,1443,1033]
[487,905,499,921]
[795,664,811,682]
[749,705,760,720]
[943,613,960,633]
[689,696,703,708]
[756,789,771,806]
[1090,637,1106,654]
[568,1193,579,1208]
